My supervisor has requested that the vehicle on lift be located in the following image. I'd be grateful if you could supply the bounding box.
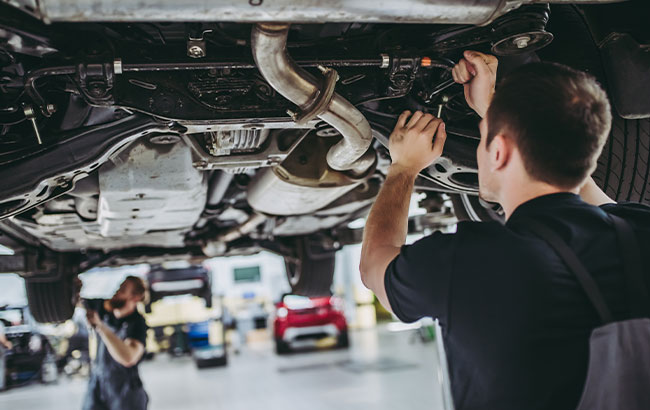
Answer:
[145,263,213,313]
[273,294,349,354]
[0,1,648,323]
[0,305,58,388]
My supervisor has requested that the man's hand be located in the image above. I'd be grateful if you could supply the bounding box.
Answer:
[86,309,101,328]
[1,340,12,350]
[452,50,498,118]
[389,110,447,175]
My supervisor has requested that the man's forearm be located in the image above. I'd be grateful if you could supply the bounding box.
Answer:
[360,165,417,305]
[95,322,140,367]
[364,165,417,248]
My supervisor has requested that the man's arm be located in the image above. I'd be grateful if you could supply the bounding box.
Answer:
[360,165,417,310]
[452,50,498,118]
[88,311,144,367]
[579,177,616,206]
[360,111,447,312]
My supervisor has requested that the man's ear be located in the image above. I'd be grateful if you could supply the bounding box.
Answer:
[489,134,511,171]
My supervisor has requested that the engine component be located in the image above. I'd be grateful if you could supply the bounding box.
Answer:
[68,173,100,220]
[600,33,650,119]
[0,115,169,220]
[202,213,266,257]
[11,0,621,25]
[183,128,310,172]
[251,23,373,173]
[206,171,234,207]
[97,136,207,237]
[387,56,421,98]
[187,30,212,58]
[246,131,376,216]
[490,5,553,56]
[271,178,382,236]
[77,63,116,105]
[187,70,265,111]
[207,128,269,156]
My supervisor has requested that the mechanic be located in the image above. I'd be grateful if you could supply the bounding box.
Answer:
[360,50,650,410]
[82,276,149,410]
[0,316,12,391]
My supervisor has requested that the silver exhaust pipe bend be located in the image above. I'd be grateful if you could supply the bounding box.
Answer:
[251,23,373,172]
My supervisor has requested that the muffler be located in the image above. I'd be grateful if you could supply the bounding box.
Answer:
[251,23,373,172]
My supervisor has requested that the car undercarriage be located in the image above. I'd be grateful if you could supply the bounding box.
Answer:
[0,0,648,322]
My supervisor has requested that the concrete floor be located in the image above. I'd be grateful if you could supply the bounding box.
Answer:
[0,326,445,410]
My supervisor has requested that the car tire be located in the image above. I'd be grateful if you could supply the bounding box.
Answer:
[284,237,335,297]
[543,5,650,205]
[337,331,350,349]
[25,275,78,323]
[593,116,650,205]
[450,194,505,223]
[452,5,650,222]
[275,338,291,355]
[451,117,650,223]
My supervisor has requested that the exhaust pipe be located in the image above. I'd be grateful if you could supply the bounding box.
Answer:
[202,213,266,257]
[251,23,373,172]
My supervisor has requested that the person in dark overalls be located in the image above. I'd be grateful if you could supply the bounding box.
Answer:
[83,276,149,410]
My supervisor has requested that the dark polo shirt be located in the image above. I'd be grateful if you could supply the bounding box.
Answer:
[385,193,650,410]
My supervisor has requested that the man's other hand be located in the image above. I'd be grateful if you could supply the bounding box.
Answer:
[389,110,447,175]
[86,309,101,328]
[452,50,498,118]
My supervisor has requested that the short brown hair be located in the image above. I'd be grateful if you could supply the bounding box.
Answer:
[124,276,146,300]
[486,62,612,189]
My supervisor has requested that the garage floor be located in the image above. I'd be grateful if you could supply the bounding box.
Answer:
[0,326,445,410]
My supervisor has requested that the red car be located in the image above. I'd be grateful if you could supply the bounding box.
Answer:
[273,295,349,354]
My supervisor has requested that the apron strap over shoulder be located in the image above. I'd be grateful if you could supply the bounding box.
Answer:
[526,220,614,324]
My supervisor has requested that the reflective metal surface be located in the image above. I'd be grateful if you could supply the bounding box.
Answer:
[252,23,373,172]
[7,0,621,24]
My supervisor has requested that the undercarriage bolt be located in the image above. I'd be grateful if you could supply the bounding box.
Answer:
[188,45,205,58]
[23,105,43,145]
[46,104,57,115]
[316,65,339,81]
[513,35,531,49]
